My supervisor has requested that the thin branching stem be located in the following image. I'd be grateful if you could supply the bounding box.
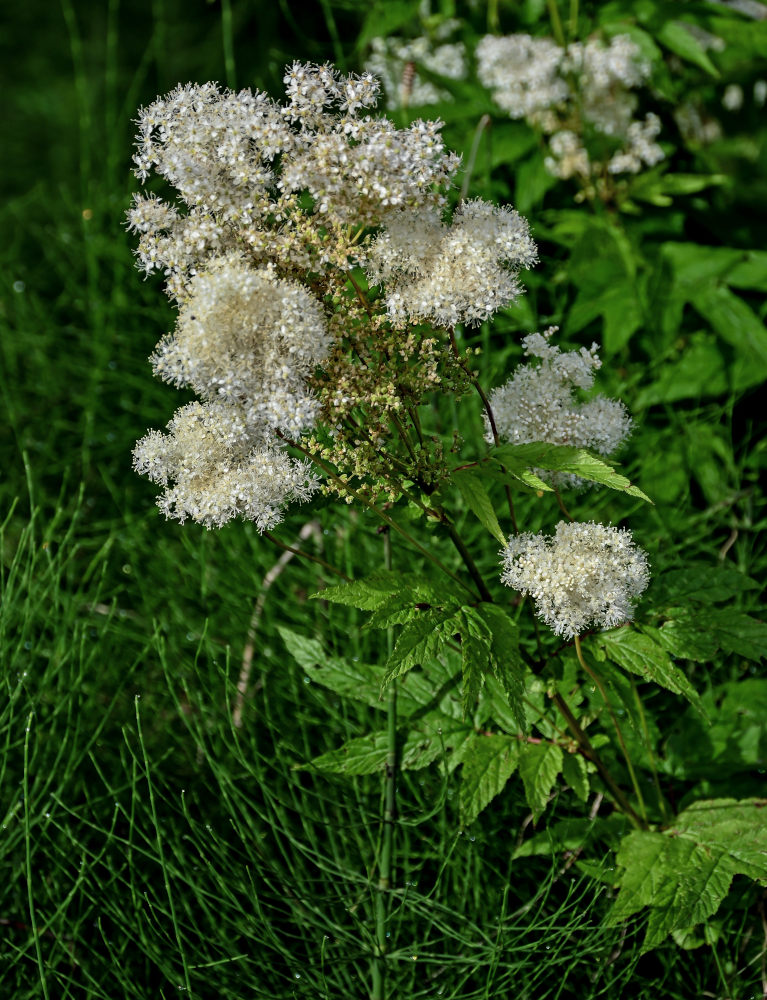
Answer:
[447,328,518,532]
[277,431,479,599]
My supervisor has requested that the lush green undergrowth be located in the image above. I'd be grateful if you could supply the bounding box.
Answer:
[2,1,766,997]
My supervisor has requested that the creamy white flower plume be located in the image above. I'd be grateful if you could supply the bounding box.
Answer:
[477,32,663,185]
[150,256,328,437]
[486,328,631,487]
[476,34,569,119]
[133,401,319,530]
[130,63,460,296]
[500,521,650,638]
[363,199,537,327]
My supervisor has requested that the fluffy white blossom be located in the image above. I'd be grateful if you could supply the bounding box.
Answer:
[722,83,744,111]
[477,32,663,185]
[129,63,460,297]
[365,34,467,109]
[607,114,664,175]
[476,34,569,119]
[133,401,319,530]
[545,130,591,180]
[150,256,328,437]
[486,328,631,487]
[363,199,537,327]
[500,520,650,638]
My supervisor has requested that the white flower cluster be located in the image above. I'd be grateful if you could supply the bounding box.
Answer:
[133,256,329,529]
[486,328,631,487]
[500,520,650,638]
[128,62,460,299]
[133,401,318,531]
[363,199,537,327]
[475,35,569,120]
[477,33,664,183]
[365,33,467,109]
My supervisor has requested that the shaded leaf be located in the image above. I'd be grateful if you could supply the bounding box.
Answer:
[453,468,507,545]
[656,21,720,76]
[460,734,519,826]
[476,603,527,731]
[561,752,589,802]
[518,741,564,820]
[597,628,703,713]
[610,798,767,951]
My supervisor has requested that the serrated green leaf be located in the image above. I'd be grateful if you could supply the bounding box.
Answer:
[561,752,589,802]
[476,604,527,731]
[382,606,460,686]
[307,731,392,775]
[458,606,492,716]
[312,571,410,611]
[518,741,564,820]
[459,734,519,826]
[610,798,767,951]
[646,619,719,663]
[611,832,736,952]
[597,628,703,714]
[491,442,651,501]
[315,571,462,612]
[307,713,471,776]
[453,468,507,545]
[400,713,473,771]
[278,626,384,708]
[703,610,767,662]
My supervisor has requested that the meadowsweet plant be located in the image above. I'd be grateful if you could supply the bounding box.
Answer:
[130,58,767,995]
[477,31,664,200]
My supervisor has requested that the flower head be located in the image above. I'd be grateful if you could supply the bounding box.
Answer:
[133,401,319,530]
[363,199,537,327]
[500,521,650,638]
[486,328,631,487]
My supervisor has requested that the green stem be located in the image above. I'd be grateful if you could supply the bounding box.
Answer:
[447,328,518,532]
[550,690,645,829]
[554,487,573,521]
[220,0,236,89]
[460,114,492,202]
[546,0,567,47]
[372,530,397,1000]
[568,0,579,41]
[574,635,648,826]
[443,520,493,603]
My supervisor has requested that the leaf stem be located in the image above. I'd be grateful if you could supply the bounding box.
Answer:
[447,328,518,532]
[574,635,648,826]
[547,0,567,48]
[550,689,646,829]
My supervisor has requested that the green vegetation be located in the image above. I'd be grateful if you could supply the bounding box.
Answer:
[2,1,766,997]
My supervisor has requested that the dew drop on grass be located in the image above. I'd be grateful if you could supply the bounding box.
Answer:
[13,280,25,293]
